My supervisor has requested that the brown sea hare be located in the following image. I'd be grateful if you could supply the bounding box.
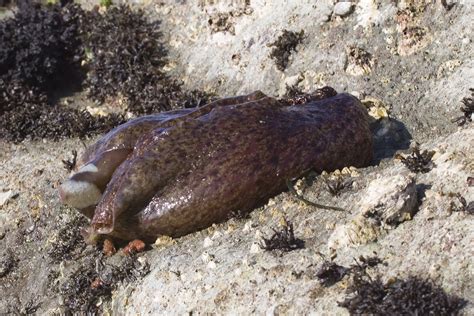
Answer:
[59,87,373,241]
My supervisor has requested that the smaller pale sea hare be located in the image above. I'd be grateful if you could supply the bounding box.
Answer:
[59,87,373,242]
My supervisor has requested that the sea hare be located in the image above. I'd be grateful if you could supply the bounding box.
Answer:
[59,87,373,241]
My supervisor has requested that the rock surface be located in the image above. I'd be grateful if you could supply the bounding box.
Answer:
[0,0,473,314]
[328,168,418,250]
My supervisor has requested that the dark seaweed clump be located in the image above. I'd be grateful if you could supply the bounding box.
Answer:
[60,254,150,313]
[0,1,83,100]
[452,88,474,126]
[0,2,211,142]
[48,216,88,263]
[396,144,435,173]
[279,85,337,106]
[82,5,210,115]
[0,97,125,142]
[320,256,468,315]
[339,275,467,315]
[0,250,16,278]
[278,85,337,106]
[259,220,305,252]
[0,1,124,142]
[316,262,349,287]
[269,30,304,71]
[316,256,382,288]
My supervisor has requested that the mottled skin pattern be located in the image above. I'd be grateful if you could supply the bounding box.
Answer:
[60,88,373,242]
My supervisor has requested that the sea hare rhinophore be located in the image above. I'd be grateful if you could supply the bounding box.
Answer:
[59,87,373,241]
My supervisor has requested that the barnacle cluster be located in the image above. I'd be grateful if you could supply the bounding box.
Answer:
[0,1,210,142]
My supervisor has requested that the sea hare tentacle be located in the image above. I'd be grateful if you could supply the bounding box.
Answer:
[59,148,132,213]
[60,88,373,241]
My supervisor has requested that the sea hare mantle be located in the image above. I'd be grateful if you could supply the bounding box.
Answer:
[59,87,373,242]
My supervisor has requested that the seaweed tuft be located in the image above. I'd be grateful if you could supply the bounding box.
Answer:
[316,261,349,287]
[269,30,304,71]
[396,144,435,173]
[324,175,353,196]
[60,253,150,313]
[259,220,305,252]
[452,88,474,126]
[48,216,88,263]
[279,85,337,106]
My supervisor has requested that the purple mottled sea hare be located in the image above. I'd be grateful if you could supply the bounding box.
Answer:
[59,87,373,242]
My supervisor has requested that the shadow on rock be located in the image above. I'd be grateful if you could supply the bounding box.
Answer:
[371,117,412,164]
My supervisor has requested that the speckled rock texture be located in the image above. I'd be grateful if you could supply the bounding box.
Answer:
[0,0,473,314]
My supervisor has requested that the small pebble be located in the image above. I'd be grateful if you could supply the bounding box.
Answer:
[334,2,353,17]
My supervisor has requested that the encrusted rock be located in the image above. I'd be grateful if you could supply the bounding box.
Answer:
[328,168,417,250]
